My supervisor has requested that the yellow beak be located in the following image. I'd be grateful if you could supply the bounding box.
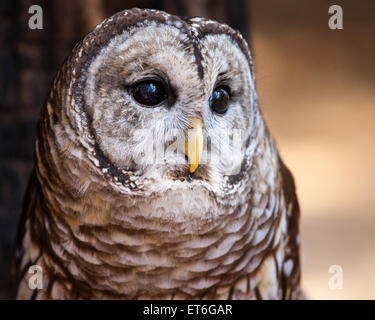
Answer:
[185,118,203,174]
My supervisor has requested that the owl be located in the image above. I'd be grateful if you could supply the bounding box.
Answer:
[13,8,302,299]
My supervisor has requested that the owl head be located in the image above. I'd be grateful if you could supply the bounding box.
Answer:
[44,9,266,220]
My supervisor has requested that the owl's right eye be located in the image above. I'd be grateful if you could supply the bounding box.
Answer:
[131,80,166,106]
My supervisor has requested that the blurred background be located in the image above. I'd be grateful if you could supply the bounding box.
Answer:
[1,0,374,299]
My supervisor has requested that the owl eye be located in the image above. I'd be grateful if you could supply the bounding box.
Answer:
[209,86,230,114]
[132,80,166,106]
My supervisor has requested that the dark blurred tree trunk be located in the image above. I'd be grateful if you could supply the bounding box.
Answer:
[0,0,250,298]
[0,0,97,299]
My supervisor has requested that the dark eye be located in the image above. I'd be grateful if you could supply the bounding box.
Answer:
[209,86,230,114]
[132,80,166,106]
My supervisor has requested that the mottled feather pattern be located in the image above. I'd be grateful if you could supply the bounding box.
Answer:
[13,8,302,300]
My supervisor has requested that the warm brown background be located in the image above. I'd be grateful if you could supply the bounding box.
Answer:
[252,0,375,299]
[1,0,374,299]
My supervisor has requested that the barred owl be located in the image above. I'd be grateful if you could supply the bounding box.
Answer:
[14,8,302,299]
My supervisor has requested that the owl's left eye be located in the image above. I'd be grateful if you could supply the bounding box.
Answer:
[210,86,230,114]
[131,80,166,106]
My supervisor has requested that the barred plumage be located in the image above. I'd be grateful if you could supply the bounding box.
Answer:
[14,8,302,300]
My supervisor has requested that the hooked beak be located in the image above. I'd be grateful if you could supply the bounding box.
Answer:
[185,118,203,174]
